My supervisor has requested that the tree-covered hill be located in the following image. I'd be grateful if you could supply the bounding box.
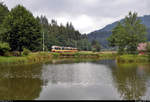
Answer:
[88,15,150,49]
[37,16,92,51]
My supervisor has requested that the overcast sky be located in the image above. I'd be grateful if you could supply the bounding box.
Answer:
[2,0,150,34]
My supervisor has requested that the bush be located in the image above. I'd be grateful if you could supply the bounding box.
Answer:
[146,43,150,52]
[146,43,150,60]
[52,53,60,57]
[4,51,12,57]
[22,48,30,56]
[92,47,97,52]
[0,42,11,56]
[11,51,20,56]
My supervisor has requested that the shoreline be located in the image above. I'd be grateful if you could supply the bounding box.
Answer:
[116,54,150,63]
[0,51,150,66]
[0,51,117,66]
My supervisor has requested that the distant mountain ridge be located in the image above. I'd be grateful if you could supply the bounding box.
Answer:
[87,15,150,49]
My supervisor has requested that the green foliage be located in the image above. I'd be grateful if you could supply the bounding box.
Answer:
[38,16,91,51]
[0,2,9,24]
[88,31,111,49]
[117,54,149,63]
[95,43,101,52]
[146,42,150,60]
[0,42,11,56]
[91,40,101,52]
[1,5,42,52]
[11,51,20,56]
[22,48,30,56]
[37,52,49,56]
[0,52,52,65]
[108,12,147,54]
[52,53,60,58]
[4,51,11,57]
[0,4,91,52]
[146,42,150,53]
[98,52,118,59]
[88,15,150,49]
[77,37,92,51]
[0,2,9,41]
[51,52,99,58]
[92,47,97,52]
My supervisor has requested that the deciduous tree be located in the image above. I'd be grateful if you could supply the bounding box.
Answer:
[108,12,147,54]
[1,5,42,53]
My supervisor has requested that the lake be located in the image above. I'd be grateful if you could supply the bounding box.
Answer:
[0,59,150,100]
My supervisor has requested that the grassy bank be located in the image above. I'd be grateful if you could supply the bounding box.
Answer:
[51,51,100,58]
[0,52,52,66]
[98,51,118,59]
[2,51,150,66]
[0,51,118,66]
[116,54,150,63]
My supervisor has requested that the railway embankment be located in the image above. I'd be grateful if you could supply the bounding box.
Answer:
[0,51,118,66]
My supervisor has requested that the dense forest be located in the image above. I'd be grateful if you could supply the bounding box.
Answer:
[0,2,101,55]
[88,15,150,49]
[36,16,92,51]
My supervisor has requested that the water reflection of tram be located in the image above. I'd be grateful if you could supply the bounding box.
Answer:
[51,46,78,53]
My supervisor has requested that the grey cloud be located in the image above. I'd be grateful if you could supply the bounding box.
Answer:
[3,0,150,33]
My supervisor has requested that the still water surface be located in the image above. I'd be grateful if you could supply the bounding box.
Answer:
[0,59,150,100]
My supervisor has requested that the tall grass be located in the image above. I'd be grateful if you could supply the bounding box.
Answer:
[0,52,52,66]
[0,51,119,66]
[116,54,150,63]
[51,52,100,58]
[99,53,118,59]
